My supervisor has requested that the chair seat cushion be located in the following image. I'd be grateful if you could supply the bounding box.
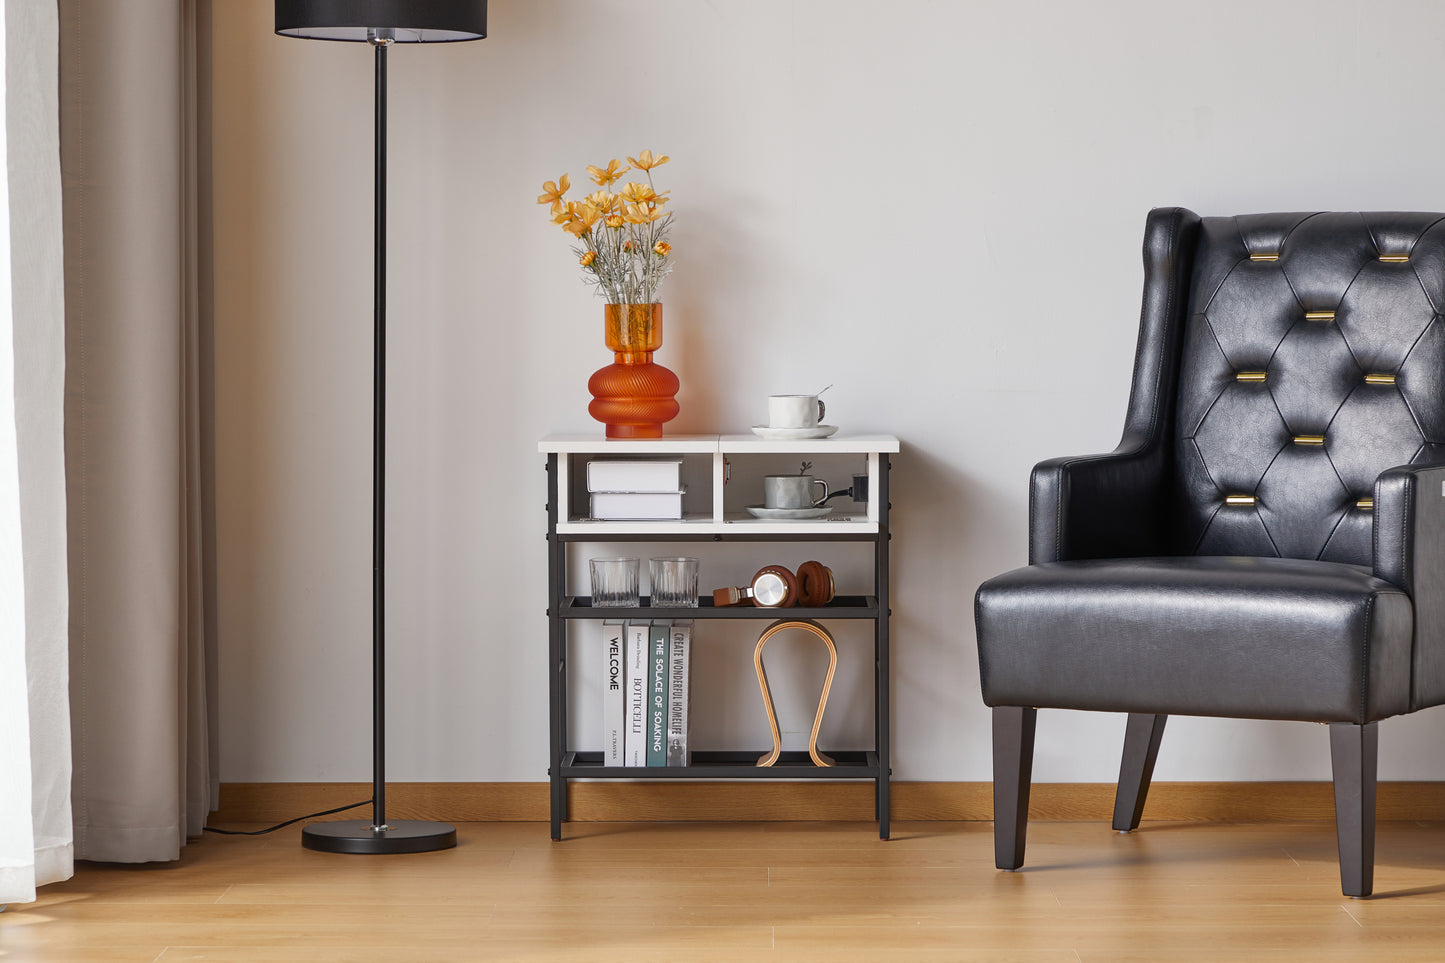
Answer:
[975,556,1413,723]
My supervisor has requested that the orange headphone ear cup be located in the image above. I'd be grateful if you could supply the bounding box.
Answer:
[796,560,834,607]
[751,565,799,607]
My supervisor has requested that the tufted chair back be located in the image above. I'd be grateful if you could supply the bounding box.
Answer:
[1173,212,1445,563]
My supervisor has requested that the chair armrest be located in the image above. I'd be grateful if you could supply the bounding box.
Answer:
[1373,461,1445,711]
[1029,443,1168,564]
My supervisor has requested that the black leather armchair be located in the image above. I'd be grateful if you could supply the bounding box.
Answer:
[974,208,1445,897]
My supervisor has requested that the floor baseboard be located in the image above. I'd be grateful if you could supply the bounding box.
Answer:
[209,780,1445,825]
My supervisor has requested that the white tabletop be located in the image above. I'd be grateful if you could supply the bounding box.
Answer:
[539,433,899,454]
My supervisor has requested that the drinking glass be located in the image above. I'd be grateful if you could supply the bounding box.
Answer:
[589,557,640,607]
[649,556,700,608]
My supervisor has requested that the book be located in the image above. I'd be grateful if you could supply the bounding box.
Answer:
[586,458,684,493]
[647,621,671,767]
[666,621,691,767]
[624,621,650,767]
[589,490,685,520]
[602,620,625,766]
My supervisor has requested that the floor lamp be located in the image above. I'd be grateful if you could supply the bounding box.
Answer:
[275,0,488,855]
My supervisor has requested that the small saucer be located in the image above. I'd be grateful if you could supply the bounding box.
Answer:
[745,505,834,520]
[751,425,839,440]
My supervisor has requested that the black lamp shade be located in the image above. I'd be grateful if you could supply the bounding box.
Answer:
[276,0,486,42]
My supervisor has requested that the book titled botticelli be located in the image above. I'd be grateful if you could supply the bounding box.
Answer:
[624,621,650,767]
[666,621,691,767]
[602,621,625,766]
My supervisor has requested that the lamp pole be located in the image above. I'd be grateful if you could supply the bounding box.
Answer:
[301,30,453,854]
[370,27,390,836]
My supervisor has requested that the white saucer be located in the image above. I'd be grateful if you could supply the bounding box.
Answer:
[751,425,839,440]
[745,505,834,520]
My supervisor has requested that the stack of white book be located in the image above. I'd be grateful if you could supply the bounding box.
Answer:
[587,458,685,520]
[602,620,691,767]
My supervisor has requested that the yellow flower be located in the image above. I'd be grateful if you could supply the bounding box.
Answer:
[584,190,616,213]
[586,160,629,187]
[562,204,601,236]
[623,203,667,225]
[605,214,625,229]
[620,182,663,206]
[653,241,672,257]
[622,240,634,252]
[579,251,596,267]
[628,150,670,171]
[537,174,570,206]
[551,201,579,225]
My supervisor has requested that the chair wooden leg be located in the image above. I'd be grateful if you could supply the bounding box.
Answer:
[1113,713,1167,832]
[1329,721,1378,898]
[992,706,1036,870]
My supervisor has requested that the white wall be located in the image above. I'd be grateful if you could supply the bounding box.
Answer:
[212,0,1445,786]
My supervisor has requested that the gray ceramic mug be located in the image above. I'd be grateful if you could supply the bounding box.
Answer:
[763,475,829,510]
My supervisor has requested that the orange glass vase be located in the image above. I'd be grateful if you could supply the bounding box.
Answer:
[588,303,679,439]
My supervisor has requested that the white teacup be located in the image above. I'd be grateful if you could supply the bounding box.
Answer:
[764,474,829,510]
[768,394,826,429]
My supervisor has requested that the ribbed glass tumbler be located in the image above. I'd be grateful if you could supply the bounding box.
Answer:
[589,557,640,607]
[649,556,699,607]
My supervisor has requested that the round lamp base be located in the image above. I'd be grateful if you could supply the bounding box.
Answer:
[301,819,457,855]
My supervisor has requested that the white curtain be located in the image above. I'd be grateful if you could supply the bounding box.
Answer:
[0,0,73,905]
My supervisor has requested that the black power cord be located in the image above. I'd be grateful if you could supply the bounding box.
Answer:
[821,472,870,504]
[203,798,372,836]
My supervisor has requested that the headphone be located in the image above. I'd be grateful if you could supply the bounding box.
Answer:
[712,560,835,608]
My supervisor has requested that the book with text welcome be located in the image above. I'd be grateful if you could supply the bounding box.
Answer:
[666,621,691,766]
[647,620,671,767]
[624,621,650,767]
[602,620,625,766]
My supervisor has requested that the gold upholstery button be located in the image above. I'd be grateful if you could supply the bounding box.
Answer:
[1305,310,1336,322]
[1365,373,1397,385]
[1379,254,1410,263]
[1249,253,1280,262]
[1293,435,1326,446]
[1356,497,1375,510]
[1236,371,1268,383]
[1225,494,1257,506]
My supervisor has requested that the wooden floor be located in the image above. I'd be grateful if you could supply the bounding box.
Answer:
[7,820,1445,961]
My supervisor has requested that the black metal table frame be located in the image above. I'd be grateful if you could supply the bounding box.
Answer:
[544,452,892,840]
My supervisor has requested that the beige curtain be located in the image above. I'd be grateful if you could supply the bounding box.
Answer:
[59,0,216,862]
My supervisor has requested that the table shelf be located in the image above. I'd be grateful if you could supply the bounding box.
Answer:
[558,595,881,620]
[561,750,881,779]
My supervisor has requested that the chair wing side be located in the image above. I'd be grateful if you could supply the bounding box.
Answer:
[1374,461,1445,711]
[1028,207,1200,564]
